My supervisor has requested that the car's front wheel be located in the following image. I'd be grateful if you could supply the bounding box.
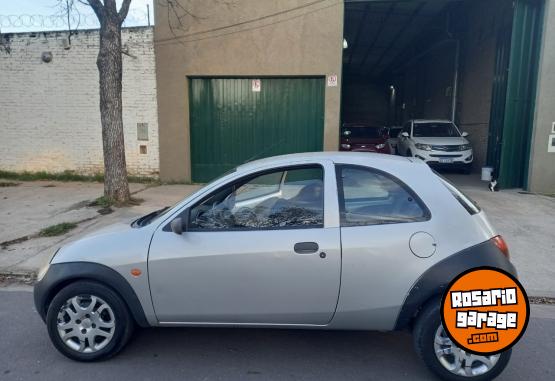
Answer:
[413,301,511,380]
[46,281,134,361]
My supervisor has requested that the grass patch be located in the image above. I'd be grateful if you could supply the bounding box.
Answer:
[0,170,159,184]
[39,222,78,237]
[89,196,114,208]
[0,181,20,187]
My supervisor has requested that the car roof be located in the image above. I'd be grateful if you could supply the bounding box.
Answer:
[238,151,420,172]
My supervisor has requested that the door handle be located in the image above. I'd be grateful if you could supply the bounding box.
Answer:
[294,242,319,254]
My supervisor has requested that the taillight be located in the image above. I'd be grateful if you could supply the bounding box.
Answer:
[492,235,510,259]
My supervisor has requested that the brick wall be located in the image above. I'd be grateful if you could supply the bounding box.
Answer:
[0,27,159,177]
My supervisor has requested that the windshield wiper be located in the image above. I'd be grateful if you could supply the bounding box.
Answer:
[133,207,170,227]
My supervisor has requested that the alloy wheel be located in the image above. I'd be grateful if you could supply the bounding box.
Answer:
[434,325,500,377]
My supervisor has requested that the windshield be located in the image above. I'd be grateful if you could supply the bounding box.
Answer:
[343,127,383,139]
[413,122,460,138]
[389,127,402,137]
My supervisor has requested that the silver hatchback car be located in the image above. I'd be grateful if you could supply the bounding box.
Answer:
[34,152,515,380]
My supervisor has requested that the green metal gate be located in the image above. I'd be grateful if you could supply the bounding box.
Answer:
[189,77,325,183]
[494,0,544,189]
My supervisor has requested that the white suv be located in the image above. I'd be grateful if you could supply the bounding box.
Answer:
[396,119,473,173]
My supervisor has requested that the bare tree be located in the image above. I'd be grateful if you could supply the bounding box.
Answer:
[87,0,132,203]
[61,0,132,203]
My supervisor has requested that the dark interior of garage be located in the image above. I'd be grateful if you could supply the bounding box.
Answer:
[341,0,544,188]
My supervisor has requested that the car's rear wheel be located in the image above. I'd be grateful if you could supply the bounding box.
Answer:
[46,281,134,361]
[413,301,511,380]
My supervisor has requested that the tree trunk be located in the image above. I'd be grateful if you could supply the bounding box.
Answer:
[97,13,130,203]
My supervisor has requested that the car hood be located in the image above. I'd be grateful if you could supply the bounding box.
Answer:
[343,137,387,144]
[412,136,469,145]
[51,220,153,267]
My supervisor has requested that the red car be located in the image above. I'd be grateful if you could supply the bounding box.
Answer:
[339,124,391,154]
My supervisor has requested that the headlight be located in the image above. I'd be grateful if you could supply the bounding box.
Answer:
[415,143,432,151]
[36,262,50,282]
[375,143,386,149]
[459,144,472,151]
[341,143,351,150]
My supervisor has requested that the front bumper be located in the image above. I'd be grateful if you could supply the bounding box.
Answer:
[413,149,473,167]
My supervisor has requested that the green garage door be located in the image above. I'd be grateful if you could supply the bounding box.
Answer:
[189,77,325,183]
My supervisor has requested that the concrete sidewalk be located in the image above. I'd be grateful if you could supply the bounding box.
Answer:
[0,181,201,274]
[1,177,554,297]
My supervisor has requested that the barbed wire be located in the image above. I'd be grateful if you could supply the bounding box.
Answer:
[0,9,151,32]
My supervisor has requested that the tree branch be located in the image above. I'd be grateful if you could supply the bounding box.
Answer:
[87,0,104,20]
[118,0,133,24]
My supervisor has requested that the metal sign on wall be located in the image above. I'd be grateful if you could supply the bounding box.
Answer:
[327,74,338,87]
[252,79,261,92]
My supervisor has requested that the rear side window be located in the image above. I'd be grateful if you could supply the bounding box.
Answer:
[336,165,430,227]
[435,173,481,215]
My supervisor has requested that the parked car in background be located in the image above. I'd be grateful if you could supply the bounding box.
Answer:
[387,126,403,154]
[34,152,515,381]
[339,123,391,154]
[396,119,473,173]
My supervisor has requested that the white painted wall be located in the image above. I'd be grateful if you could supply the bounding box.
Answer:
[0,27,159,177]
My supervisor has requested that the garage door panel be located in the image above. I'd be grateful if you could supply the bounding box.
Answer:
[189,77,324,183]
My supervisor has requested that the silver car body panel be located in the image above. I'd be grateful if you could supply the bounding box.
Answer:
[50,152,497,329]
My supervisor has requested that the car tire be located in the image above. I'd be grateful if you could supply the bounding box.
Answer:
[406,149,413,158]
[46,280,134,361]
[413,300,511,381]
[462,164,472,175]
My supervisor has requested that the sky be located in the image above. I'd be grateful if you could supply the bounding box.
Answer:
[0,0,154,33]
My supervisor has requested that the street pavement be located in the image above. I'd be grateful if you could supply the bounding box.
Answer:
[0,288,553,381]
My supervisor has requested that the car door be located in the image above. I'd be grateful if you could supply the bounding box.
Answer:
[148,162,341,325]
[333,164,436,330]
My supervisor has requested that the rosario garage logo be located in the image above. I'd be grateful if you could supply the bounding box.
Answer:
[441,267,529,355]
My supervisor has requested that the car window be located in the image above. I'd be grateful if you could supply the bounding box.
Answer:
[337,165,429,226]
[342,127,383,138]
[389,127,402,137]
[189,166,324,230]
[413,122,460,137]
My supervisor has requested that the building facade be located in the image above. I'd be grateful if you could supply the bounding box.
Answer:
[0,27,159,177]
[154,0,555,193]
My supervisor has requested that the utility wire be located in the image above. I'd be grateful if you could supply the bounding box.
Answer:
[154,0,335,44]
[155,0,341,46]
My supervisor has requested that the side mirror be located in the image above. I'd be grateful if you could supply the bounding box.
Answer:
[401,132,410,138]
[461,132,469,137]
[170,217,184,235]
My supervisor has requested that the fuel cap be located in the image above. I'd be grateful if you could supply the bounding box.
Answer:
[409,231,437,258]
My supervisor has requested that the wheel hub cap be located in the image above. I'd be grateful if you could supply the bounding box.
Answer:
[56,295,116,353]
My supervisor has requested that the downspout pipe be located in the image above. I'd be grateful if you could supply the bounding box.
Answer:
[451,39,460,122]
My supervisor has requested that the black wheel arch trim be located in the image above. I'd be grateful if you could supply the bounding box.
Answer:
[34,262,150,327]
[394,239,517,330]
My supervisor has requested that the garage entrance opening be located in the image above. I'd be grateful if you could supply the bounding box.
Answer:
[189,77,324,183]
[342,0,544,189]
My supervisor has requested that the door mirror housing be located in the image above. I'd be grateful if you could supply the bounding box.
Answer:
[461,132,469,137]
[170,218,184,235]
[401,132,410,138]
